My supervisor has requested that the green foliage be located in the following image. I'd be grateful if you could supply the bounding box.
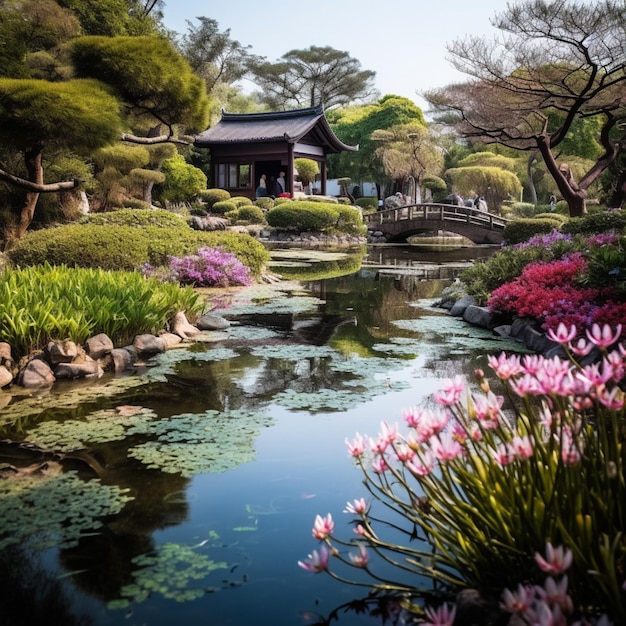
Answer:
[266,202,364,235]
[92,144,150,172]
[446,166,522,209]
[159,154,207,203]
[121,199,152,210]
[561,211,626,236]
[211,200,237,215]
[70,36,210,133]
[294,158,320,186]
[578,237,626,295]
[0,78,122,153]
[199,188,230,208]
[229,196,253,208]
[422,174,447,193]
[228,205,265,225]
[355,197,378,210]
[254,197,275,210]
[0,263,204,358]
[457,151,517,171]
[81,208,189,229]
[503,217,565,245]
[7,224,269,277]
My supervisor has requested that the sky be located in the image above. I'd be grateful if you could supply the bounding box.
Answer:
[161,0,505,112]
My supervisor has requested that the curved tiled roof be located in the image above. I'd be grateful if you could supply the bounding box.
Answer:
[194,105,357,154]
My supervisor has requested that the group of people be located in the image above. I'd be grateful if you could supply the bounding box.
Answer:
[256,172,287,198]
[446,193,489,211]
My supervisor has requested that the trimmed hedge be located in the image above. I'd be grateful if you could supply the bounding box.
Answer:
[502,217,564,245]
[81,208,189,229]
[228,205,266,225]
[211,200,238,215]
[356,197,378,211]
[198,188,230,209]
[266,202,341,232]
[561,211,626,236]
[7,224,269,277]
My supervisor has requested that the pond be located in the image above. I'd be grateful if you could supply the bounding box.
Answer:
[0,244,526,626]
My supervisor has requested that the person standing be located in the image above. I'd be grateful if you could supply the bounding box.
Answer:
[276,171,286,195]
[256,174,268,198]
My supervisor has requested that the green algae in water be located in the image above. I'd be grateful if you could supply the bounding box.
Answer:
[0,469,133,551]
[108,541,229,609]
[25,407,157,453]
[126,409,274,477]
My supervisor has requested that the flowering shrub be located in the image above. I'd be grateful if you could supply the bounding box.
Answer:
[299,323,626,624]
[143,246,252,287]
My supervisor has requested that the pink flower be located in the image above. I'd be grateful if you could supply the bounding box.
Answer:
[434,375,465,406]
[535,543,573,575]
[298,544,330,572]
[406,452,435,476]
[501,583,533,614]
[409,408,449,442]
[488,352,523,379]
[597,385,624,410]
[423,602,456,626]
[569,337,594,356]
[586,323,623,348]
[510,435,534,460]
[354,524,366,536]
[492,443,514,466]
[312,513,334,540]
[547,323,577,345]
[346,433,366,457]
[344,498,368,515]
[371,456,389,474]
[537,575,573,613]
[348,544,369,568]
[429,432,464,462]
[378,421,399,444]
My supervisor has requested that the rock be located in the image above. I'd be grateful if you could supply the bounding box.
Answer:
[47,339,78,364]
[85,333,114,359]
[510,317,540,341]
[522,326,558,355]
[111,348,133,373]
[0,342,12,363]
[171,311,201,338]
[18,358,56,388]
[0,365,13,388]
[55,361,103,379]
[450,295,476,317]
[493,324,512,338]
[463,304,497,330]
[160,332,183,348]
[133,334,166,355]
[197,313,230,331]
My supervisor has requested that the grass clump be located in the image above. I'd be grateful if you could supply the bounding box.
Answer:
[0,263,205,359]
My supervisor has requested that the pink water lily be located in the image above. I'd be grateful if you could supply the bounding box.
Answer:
[423,602,456,626]
[535,543,573,575]
[312,513,334,540]
[298,545,330,573]
[348,544,369,568]
[586,323,623,348]
[344,498,368,515]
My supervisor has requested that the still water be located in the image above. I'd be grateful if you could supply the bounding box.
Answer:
[0,245,520,626]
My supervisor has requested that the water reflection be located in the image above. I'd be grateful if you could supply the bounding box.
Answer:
[0,245,518,626]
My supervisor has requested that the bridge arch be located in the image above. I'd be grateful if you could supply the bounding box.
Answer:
[363,203,508,245]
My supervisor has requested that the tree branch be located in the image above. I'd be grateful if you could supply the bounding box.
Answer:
[0,168,79,192]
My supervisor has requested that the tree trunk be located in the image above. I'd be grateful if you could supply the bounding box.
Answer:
[12,145,44,241]
[526,152,538,205]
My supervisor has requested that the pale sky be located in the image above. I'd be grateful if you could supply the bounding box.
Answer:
[161,0,505,112]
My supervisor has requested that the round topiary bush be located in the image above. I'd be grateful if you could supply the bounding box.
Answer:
[198,188,230,209]
[356,197,378,211]
[229,196,253,208]
[234,205,266,224]
[266,202,341,232]
[211,200,238,215]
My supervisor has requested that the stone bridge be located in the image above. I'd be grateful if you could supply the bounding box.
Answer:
[363,203,508,244]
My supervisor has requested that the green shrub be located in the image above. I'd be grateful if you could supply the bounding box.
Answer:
[0,263,204,359]
[233,205,265,225]
[254,197,275,210]
[81,208,189,229]
[229,196,253,208]
[356,197,378,211]
[121,199,152,211]
[335,206,366,236]
[211,200,238,215]
[561,211,626,236]
[7,224,269,277]
[297,195,339,204]
[198,188,230,209]
[503,217,564,245]
[266,202,341,232]
[337,197,351,205]
[273,197,291,206]
[508,202,542,218]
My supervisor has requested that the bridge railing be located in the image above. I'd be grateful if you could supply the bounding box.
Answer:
[363,203,508,231]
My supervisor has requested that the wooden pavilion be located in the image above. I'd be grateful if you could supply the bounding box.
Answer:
[193,105,357,200]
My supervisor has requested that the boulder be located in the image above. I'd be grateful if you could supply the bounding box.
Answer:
[197,313,230,331]
[171,311,201,339]
[463,304,497,330]
[111,348,133,373]
[133,334,166,355]
[450,295,476,317]
[55,361,103,379]
[0,365,13,388]
[160,332,183,348]
[18,358,56,388]
[0,342,12,363]
[47,340,78,365]
[85,333,114,359]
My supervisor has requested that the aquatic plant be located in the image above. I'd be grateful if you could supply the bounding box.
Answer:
[299,323,626,623]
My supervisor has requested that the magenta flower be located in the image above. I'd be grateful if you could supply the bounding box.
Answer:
[348,544,369,568]
[433,375,465,406]
[405,452,435,476]
[488,352,523,379]
[537,575,573,613]
[569,337,594,356]
[312,513,334,540]
[547,322,577,344]
[586,323,623,348]
[510,435,534,460]
[298,545,330,573]
[501,583,533,614]
[535,543,573,575]
[429,432,464,462]
[423,602,456,626]
[371,456,389,474]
